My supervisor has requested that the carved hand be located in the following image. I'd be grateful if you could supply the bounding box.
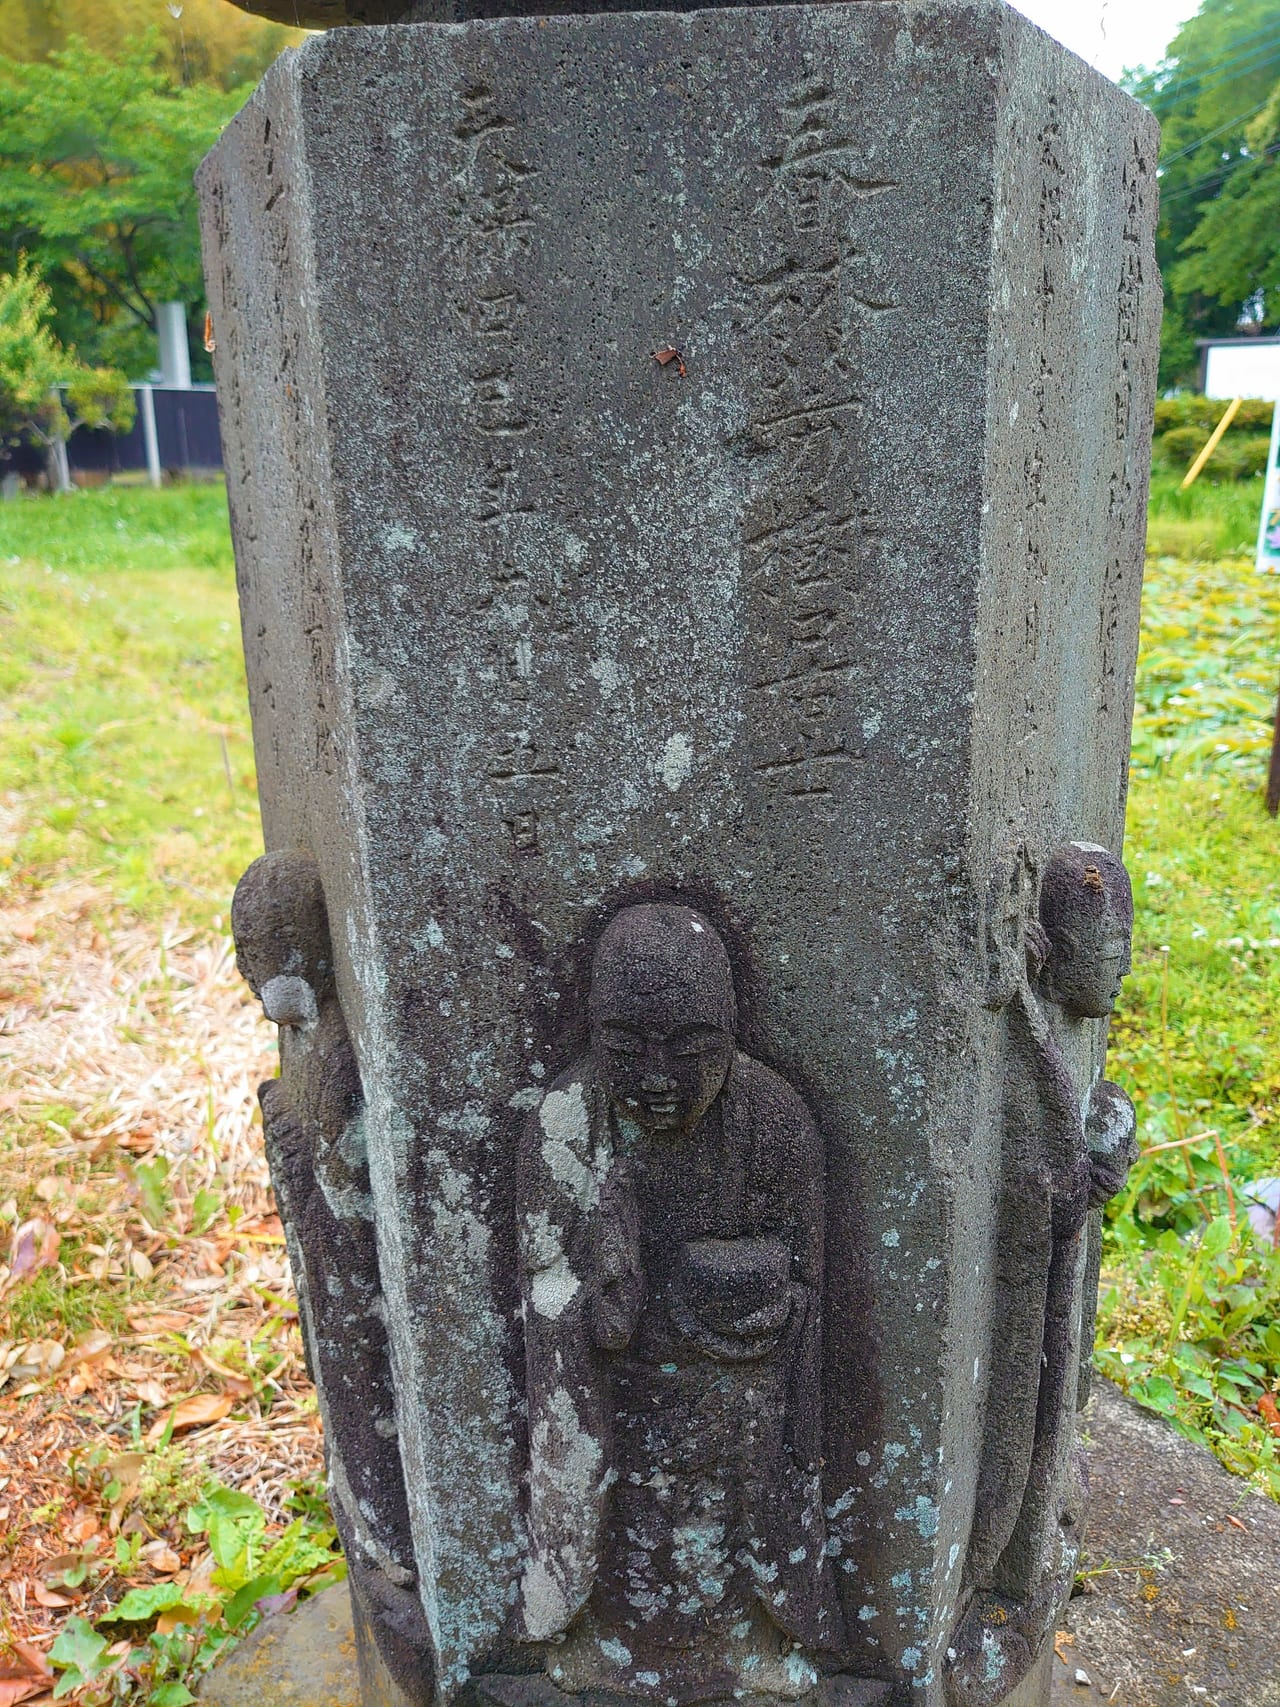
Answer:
[1086,1079,1139,1209]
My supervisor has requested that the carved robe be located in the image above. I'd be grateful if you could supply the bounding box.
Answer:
[260,1007,430,1682]
[965,981,1089,1596]
[518,1052,840,1668]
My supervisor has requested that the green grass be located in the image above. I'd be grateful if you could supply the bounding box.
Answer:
[1096,483,1280,1494]
[1120,495,1280,1176]
[0,484,262,925]
[1144,469,1265,561]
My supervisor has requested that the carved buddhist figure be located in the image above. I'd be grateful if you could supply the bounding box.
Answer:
[948,844,1136,1707]
[231,851,431,1696]
[517,903,840,1702]
[1036,845,1138,1411]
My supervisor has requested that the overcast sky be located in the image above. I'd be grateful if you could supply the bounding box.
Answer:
[1011,0,1198,80]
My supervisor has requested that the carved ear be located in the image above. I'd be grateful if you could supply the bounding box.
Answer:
[1025,919,1050,982]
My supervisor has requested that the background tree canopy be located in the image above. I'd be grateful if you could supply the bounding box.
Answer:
[0,1,300,383]
[4,0,1280,396]
[1130,0,1280,388]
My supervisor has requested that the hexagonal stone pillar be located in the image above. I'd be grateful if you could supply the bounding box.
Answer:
[199,5,1159,1704]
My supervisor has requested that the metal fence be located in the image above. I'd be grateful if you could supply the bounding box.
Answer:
[1,384,223,487]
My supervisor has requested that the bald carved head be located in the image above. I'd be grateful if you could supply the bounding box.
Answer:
[1038,844,1133,1018]
[231,849,334,1028]
[589,904,737,1137]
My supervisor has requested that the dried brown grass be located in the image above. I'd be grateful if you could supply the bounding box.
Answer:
[0,879,323,1668]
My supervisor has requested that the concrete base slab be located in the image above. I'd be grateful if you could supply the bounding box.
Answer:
[197,1581,359,1704]
[1049,1378,1280,1706]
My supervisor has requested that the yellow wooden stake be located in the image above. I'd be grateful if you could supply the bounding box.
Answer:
[1181,395,1243,489]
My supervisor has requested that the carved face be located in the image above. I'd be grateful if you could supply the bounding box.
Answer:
[1046,906,1132,1018]
[595,1020,735,1135]
[588,902,738,1136]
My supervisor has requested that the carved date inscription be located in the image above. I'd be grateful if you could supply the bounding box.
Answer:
[449,84,557,858]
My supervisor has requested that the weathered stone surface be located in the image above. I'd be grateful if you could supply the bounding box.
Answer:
[1050,1380,1280,1706]
[199,5,1159,1704]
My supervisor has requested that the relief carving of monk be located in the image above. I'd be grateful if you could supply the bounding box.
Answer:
[517,903,840,1702]
[231,851,432,1698]
[949,844,1136,1707]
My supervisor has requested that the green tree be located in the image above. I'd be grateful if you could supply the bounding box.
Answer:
[1129,0,1280,387]
[0,254,135,493]
[0,33,248,381]
[0,0,300,92]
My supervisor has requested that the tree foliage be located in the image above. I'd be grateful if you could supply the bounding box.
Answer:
[0,254,135,491]
[0,33,248,381]
[1130,0,1280,386]
[0,0,299,91]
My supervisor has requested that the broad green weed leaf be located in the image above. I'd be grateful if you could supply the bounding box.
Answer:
[50,1616,110,1696]
[1201,1216,1233,1258]
[99,1582,190,1623]
[223,1572,281,1630]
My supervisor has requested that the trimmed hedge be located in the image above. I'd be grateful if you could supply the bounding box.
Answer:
[1153,395,1275,434]
[1154,426,1272,481]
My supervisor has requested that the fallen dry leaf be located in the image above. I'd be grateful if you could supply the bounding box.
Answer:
[70,1329,113,1363]
[127,1310,192,1335]
[142,1542,182,1574]
[28,1586,74,1611]
[145,1392,233,1445]
[195,1349,254,1396]
[0,1641,53,1705]
[0,1682,48,1707]
[156,1605,202,1634]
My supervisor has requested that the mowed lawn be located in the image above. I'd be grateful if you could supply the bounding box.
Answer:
[0,486,262,925]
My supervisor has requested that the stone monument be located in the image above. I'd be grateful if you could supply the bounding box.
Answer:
[200,2,1160,1702]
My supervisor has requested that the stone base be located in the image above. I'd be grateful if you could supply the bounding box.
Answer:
[196,1585,898,1707]
[195,1374,1280,1707]
[472,1676,895,1707]
[196,1581,359,1705]
[998,1644,1051,1707]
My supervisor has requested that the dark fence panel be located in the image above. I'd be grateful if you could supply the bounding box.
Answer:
[0,386,223,483]
[66,411,147,476]
[152,388,223,473]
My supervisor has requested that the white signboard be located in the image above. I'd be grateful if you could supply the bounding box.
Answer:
[1205,340,1280,402]
[1256,401,1280,574]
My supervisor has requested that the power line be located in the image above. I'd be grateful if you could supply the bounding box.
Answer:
[1148,18,1280,109]
[1161,99,1271,168]
[1162,138,1280,206]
